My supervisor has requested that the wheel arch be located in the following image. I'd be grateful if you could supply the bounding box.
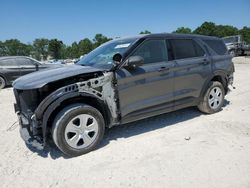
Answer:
[200,71,228,100]
[38,92,112,144]
[0,74,7,86]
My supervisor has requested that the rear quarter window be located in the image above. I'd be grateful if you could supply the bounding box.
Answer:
[202,39,227,55]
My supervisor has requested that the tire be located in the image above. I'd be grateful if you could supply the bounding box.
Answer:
[198,81,225,114]
[241,50,245,56]
[229,50,236,57]
[0,76,6,89]
[52,103,105,157]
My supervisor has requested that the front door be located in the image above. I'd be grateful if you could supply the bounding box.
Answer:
[116,39,175,121]
[16,58,37,76]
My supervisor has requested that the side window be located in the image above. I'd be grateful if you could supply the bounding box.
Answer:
[15,58,34,66]
[0,59,18,66]
[29,59,38,65]
[202,39,227,55]
[193,41,206,57]
[132,40,168,64]
[170,39,197,60]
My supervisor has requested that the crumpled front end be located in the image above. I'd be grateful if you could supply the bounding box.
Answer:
[14,89,44,149]
[13,71,120,150]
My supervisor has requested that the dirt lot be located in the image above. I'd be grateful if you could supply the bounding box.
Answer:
[0,57,250,188]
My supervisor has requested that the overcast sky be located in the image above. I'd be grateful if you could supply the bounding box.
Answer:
[0,0,249,45]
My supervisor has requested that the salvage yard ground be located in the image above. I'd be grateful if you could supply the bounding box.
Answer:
[0,57,250,188]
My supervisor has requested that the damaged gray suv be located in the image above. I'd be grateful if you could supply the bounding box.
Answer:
[13,34,234,157]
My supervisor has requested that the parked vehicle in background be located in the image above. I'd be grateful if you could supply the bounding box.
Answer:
[0,56,63,89]
[45,59,66,64]
[13,34,234,157]
[223,35,250,56]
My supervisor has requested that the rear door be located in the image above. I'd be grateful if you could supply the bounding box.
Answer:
[0,58,21,83]
[116,39,175,119]
[168,38,212,106]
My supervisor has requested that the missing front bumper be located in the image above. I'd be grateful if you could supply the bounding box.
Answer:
[19,127,44,150]
[18,113,44,150]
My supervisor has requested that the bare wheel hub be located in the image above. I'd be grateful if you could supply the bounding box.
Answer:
[64,114,99,149]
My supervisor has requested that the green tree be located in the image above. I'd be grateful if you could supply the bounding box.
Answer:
[93,34,112,48]
[63,46,72,59]
[140,30,151,34]
[70,42,80,58]
[3,39,31,56]
[173,27,192,34]
[193,22,218,36]
[48,39,63,60]
[239,26,250,44]
[33,38,49,60]
[0,41,7,56]
[193,22,239,37]
[215,25,238,37]
[78,38,93,56]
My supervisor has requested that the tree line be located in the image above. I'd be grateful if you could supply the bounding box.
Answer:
[0,22,249,60]
[0,34,112,60]
[173,22,250,44]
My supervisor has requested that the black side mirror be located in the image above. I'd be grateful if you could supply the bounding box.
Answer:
[113,53,123,63]
[126,55,144,69]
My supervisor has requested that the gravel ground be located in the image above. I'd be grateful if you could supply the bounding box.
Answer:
[0,57,250,188]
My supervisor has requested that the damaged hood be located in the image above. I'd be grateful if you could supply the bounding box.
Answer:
[13,65,102,90]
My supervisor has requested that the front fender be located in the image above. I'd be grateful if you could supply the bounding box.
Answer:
[39,90,106,143]
[35,72,119,144]
[35,84,80,120]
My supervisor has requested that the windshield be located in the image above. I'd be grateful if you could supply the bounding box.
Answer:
[77,38,138,69]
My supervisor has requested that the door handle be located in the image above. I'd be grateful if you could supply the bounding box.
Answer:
[202,59,210,65]
[158,67,169,72]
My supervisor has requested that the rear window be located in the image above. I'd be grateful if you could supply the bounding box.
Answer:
[0,59,17,66]
[203,39,227,55]
[169,39,205,60]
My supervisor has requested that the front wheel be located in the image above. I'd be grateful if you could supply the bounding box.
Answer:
[52,103,105,157]
[198,81,225,114]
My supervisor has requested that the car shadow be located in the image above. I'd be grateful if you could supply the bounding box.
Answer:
[25,139,69,159]
[25,99,230,159]
[99,107,201,149]
[100,99,231,149]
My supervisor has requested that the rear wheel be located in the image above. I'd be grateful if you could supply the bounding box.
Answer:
[198,81,225,114]
[52,103,105,157]
[0,76,6,89]
[229,50,236,57]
